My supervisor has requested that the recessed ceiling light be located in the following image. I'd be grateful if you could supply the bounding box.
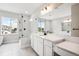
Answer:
[25,11,28,14]
[29,18,33,21]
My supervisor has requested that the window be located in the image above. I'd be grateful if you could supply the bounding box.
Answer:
[1,16,18,35]
[37,20,45,32]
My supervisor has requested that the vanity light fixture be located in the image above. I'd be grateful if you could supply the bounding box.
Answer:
[45,7,47,10]
[41,3,62,15]
[41,4,54,15]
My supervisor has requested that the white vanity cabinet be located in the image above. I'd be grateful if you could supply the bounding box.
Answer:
[31,35,34,48]
[33,36,38,52]
[31,34,44,56]
[32,35,38,53]
[37,36,44,56]
[31,34,37,50]
[44,39,53,56]
[31,33,64,56]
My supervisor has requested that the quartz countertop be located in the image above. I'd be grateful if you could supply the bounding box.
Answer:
[31,32,65,43]
[37,33,65,44]
[56,41,79,55]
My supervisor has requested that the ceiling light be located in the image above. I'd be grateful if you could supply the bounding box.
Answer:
[45,7,47,10]
[41,3,62,15]
[41,4,54,15]
[29,18,33,21]
[25,11,28,14]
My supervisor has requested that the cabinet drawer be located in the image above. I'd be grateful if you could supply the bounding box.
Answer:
[44,39,52,48]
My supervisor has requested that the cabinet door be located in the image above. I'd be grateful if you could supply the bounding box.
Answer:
[44,40,53,56]
[37,37,44,56]
[33,36,38,53]
[44,45,52,56]
[31,35,34,48]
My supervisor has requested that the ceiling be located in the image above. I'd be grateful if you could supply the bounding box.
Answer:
[0,3,43,15]
[0,3,75,19]
[40,3,74,20]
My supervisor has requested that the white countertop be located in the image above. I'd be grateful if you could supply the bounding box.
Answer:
[32,33,65,44]
[56,41,79,55]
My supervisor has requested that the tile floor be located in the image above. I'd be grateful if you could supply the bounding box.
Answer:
[0,42,37,56]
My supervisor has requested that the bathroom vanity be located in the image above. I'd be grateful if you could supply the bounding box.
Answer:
[54,37,79,56]
[31,33,65,56]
